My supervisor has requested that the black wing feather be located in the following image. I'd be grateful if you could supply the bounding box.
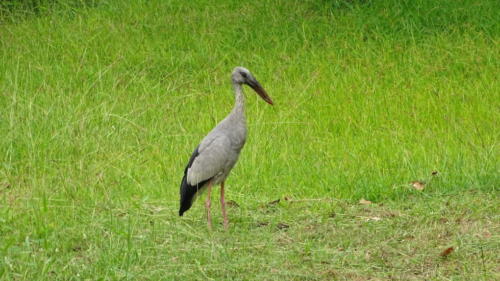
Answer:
[179,145,212,216]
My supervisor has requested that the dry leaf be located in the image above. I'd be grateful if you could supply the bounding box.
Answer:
[256,221,269,227]
[267,199,280,206]
[384,212,397,218]
[117,212,127,217]
[283,196,292,201]
[226,200,239,208]
[403,235,415,240]
[276,222,289,230]
[440,247,454,257]
[411,181,425,191]
[359,198,372,205]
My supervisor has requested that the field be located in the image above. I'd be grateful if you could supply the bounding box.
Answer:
[0,0,499,279]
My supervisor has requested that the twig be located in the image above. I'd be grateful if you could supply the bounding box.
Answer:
[286,198,339,203]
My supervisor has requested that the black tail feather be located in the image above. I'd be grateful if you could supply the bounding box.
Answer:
[179,145,211,216]
[179,175,210,216]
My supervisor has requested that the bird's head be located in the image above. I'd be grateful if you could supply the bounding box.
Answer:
[232,67,273,105]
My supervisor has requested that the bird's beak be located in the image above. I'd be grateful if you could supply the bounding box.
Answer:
[247,79,274,105]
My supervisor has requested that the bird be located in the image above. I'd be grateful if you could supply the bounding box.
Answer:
[179,66,274,229]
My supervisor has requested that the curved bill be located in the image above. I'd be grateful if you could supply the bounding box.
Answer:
[247,79,274,105]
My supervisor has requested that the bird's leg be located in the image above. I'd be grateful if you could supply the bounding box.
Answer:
[205,181,213,230]
[220,181,229,230]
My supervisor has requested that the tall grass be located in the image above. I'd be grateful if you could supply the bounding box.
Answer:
[1,0,497,202]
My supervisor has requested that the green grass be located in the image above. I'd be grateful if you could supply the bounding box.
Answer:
[0,0,499,279]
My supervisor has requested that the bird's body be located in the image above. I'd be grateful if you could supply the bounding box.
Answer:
[179,67,273,229]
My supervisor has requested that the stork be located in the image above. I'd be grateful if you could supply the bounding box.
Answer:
[179,67,273,229]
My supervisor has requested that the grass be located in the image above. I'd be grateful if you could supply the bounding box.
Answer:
[2,189,499,280]
[0,0,499,279]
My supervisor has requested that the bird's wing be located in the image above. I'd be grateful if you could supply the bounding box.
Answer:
[186,135,232,186]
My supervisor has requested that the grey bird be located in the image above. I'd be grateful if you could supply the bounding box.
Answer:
[179,67,273,229]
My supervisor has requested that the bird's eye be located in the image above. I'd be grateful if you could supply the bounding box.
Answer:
[241,72,247,78]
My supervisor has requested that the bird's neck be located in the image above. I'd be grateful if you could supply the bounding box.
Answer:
[232,83,245,116]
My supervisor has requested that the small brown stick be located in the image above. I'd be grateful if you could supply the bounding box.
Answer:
[220,181,229,230]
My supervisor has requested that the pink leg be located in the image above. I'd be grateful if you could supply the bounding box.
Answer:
[221,181,229,230]
[205,181,213,230]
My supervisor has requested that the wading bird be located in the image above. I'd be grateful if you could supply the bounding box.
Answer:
[179,67,273,229]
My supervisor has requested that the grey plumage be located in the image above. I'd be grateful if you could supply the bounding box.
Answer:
[179,67,273,223]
